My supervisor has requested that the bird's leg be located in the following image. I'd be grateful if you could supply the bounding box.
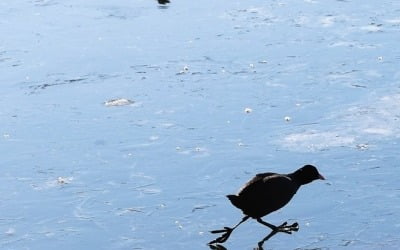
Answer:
[256,218,299,234]
[256,218,279,231]
[256,220,299,249]
[208,216,250,245]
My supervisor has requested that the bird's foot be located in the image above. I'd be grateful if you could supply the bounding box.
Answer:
[275,221,299,234]
[208,227,233,245]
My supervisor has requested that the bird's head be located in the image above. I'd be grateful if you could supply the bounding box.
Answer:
[293,164,325,185]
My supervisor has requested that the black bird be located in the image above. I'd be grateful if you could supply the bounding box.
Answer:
[209,164,325,245]
[157,0,170,4]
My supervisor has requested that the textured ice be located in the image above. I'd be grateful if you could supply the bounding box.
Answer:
[1,0,400,249]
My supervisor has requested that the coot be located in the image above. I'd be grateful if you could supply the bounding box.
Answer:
[209,164,325,245]
[157,0,170,4]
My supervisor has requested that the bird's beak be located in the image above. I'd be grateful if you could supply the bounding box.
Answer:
[318,174,325,180]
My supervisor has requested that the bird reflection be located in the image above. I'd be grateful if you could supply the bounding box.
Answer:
[208,244,227,250]
[208,165,325,247]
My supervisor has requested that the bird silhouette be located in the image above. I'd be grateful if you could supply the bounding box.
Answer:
[209,164,325,246]
[157,0,170,5]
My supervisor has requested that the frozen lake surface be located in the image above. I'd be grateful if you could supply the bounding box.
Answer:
[1,0,400,249]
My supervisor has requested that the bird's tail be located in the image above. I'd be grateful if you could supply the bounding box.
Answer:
[226,194,241,209]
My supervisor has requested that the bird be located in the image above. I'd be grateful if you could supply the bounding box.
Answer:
[209,164,325,246]
[157,0,170,4]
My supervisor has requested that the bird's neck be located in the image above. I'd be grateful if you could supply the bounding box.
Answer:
[288,173,308,186]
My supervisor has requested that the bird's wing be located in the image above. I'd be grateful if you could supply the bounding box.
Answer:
[237,174,297,217]
[237,172,277,195]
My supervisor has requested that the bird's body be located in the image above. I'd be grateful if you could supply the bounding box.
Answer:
[209,164,325,246]
[227,173,299,218]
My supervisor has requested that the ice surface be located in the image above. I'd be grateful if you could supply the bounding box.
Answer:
[1,0,399,249]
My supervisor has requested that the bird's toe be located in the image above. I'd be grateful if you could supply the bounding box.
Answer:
[210,227,231,234]
[208,227,233,244]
